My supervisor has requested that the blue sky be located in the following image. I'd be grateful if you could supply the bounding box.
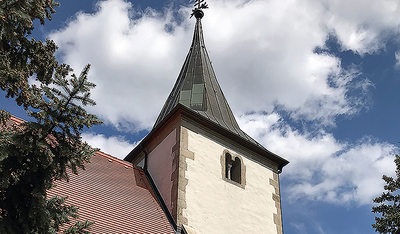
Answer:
[2,0,400,233]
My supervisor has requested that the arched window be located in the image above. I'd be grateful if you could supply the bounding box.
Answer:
[231,157,241,184]
[225,153,232,180]
[223,151,245,186]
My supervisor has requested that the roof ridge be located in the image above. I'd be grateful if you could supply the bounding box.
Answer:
[9,115,25,125]
[4,114,129,166]
[94,151,133,168]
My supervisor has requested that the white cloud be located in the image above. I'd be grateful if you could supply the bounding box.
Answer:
[322,0,400,53]
[82,132,138,159]
[50,0,192,131]
[49,0,400,205]
[291,223,308,234]
[395,51,400,68]
[49,0,392,130]
[238,113,397,205]
[200,0,367,125]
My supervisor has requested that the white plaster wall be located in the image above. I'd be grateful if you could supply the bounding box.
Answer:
[183,127,278,234]
[147,129,176,213]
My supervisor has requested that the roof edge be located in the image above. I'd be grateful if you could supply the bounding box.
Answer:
[143,170,178,231]
[124,104,289,172]
[94,151,133,168]
[4,114,135,169]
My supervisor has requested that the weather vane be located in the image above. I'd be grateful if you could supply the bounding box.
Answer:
[191,0,209,18]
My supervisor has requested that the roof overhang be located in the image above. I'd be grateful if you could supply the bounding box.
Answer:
[125,104,289,172]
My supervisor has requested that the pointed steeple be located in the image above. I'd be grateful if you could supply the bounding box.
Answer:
[152,5,287,162]
[126,2,288,173]
[154,8,247,136]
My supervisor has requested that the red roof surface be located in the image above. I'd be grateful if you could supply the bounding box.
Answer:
[48,151,175,233]
[8,115,24,125]
[3,115,175,233]
[1,115,25,128]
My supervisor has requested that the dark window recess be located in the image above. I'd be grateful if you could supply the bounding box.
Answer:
[225,153,241,184]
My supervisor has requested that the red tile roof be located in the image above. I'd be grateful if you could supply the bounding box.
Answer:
[8,115,25,125]
[1,115,25,129]
[2,115,175,233]
[48,151,175,233]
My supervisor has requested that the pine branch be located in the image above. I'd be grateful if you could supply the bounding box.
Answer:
[372,155,400,234]
[0,1,102,232]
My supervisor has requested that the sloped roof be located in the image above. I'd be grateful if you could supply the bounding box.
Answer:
[154,11,242,136]
[3,115,175,233]
[151,10,288,169]
[8,115,24,125]
[1,115,25,128]
[48,151,175,233]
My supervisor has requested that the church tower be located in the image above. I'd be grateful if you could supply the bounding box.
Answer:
[125,3,289,234]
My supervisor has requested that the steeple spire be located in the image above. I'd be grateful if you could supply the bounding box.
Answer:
[153,1,269,148]
[126,1,288,174]
[191,0,208,18]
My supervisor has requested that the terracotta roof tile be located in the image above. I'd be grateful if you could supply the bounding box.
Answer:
[1,115,25,129]
[8,115,25,125]
[48,151,175,233]
[4,116,175,233]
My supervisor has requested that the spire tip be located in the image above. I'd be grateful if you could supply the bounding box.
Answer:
[191,0,208,18]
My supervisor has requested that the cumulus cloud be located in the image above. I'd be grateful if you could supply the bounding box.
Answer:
[395,51,400,69]
[322,0,400,53]
[238,113,397,205]
[50,0,192,131]
[49,0,400,204]
[49,0,396,130]
[202,0,367,126]
[82,132,138,158]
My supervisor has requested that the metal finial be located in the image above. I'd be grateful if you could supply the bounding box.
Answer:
[190,0,208,18]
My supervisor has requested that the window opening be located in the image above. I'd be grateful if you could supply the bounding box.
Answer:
[225,153,241,184]
[225,153,232,180]
[231,157,241,184]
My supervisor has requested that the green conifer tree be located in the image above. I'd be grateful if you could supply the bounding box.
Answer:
[372,155,400,234]
[0,1,102,233]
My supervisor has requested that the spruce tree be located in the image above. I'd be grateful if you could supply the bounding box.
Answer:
[372,155,400,234]
[0,1,102,233]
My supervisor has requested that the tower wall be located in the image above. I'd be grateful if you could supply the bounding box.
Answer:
[125,7,288,233]
[142,114,182,217]
[177,118,283,234]
[147,129,176,214]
